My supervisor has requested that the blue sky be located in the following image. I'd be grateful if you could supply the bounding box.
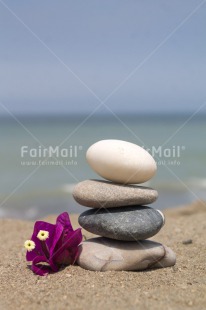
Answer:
[0,0,206,115]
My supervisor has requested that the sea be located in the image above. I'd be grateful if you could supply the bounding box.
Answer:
[0,113,205,219]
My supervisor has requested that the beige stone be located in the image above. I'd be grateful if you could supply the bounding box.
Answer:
[73,179,158,208]
[77,237,176,271]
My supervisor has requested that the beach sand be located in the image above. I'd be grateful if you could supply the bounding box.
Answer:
[0,201,205,310]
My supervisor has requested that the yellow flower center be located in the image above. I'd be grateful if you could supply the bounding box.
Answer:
[24,240,35,252]
[37,230,49,241]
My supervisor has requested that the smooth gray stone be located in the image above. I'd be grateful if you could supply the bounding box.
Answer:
[78,206,165,241]
[73,179,158,208]
[77,237,176,271]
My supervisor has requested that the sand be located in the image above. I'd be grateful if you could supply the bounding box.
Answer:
[0,201,205,310]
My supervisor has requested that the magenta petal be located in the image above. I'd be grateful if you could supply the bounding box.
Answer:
[63,228,82,249]
[26,250,37,262]
[26,212,82,275]
[26,221,56,261]
[56,212,73,232]
[32,256,51,276]
[49,222,64,257]
[52,228,82,263]
[55,245,80,265]
[34,221,56,249]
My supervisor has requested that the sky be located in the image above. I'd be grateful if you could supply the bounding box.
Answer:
[0,0,206,115]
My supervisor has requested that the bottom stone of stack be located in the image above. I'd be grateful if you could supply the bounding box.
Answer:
[77,237,176,271]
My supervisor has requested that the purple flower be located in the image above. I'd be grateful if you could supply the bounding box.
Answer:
[24,212,82,276]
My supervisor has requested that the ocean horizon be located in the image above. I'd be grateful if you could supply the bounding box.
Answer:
[0,113,205,219]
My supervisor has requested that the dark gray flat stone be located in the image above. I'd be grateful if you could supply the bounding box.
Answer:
[78,206,165,241]
[73,179,158,208]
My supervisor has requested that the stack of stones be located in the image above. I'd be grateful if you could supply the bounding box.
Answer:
[73,140,176,271]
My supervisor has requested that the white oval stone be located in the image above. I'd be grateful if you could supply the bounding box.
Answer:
[86,140,157,184]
